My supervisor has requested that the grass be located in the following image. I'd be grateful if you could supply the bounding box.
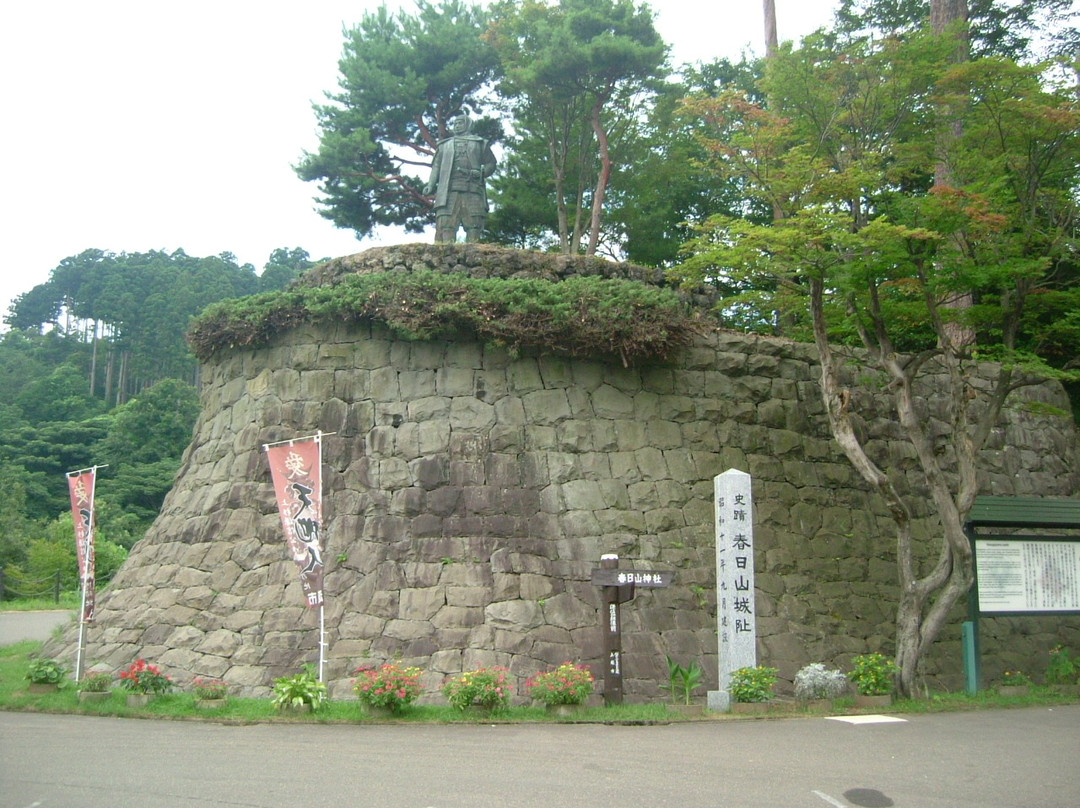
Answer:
[0,593,80,612]
[4,641,1079,725]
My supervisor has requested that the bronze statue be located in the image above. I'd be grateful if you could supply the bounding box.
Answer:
[425,115,497,243]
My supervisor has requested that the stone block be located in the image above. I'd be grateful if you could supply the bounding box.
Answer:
[195,629,242,657]
[166,625,206,649]
[540,592,595,631]
[399,587,446,620]
[486,599,544,630]
[522,389,572,425]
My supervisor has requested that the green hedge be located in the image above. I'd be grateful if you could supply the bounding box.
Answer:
[189,271,699,366]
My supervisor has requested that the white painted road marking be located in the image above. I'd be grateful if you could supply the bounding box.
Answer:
[812,791,848,807]
[826,714,908,725]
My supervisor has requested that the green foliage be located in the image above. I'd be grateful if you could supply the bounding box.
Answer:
[14,363,103,424]
[272,667,327,711]
[830,0,1078,62]
[189,270,697,366]
[486,0,667,255]
[259,248,317,293]
[26,657,66,684]
[352,664,423,712]
[191,677,229,700]
[526,662,595,706]
[119,659,173,695]
[675,28,1080,698]
[999,669,1033,687]
[1046,646,1079,686]
[849,654,899,696]
[443,667,512,711]
[96,378,199,465]
[23,515,127,592]
[728,666,778,703]
[661,656,704,705]
[77,671,112,692]
[7,248,258,396]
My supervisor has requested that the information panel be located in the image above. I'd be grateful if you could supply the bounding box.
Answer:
[975,539,1080,614]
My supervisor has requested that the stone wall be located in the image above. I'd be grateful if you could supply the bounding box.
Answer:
[45,248,1080,702]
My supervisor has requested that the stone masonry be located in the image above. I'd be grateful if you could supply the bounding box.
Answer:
[45,246,1080,702]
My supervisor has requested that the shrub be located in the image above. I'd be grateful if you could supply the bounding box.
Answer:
[1046,646,1078,685]
[78,672,112,692]
[527,663,595,706]
[660,656,704,705]
[352,664,423,712]
[26,657,66,685]
[849,654,898,696]
[443,667,511,711]
[999,670,1032,687]
[192,677,229,700]
[794,663,848,700]
[119,659,172,695]
[272,668,327,711]
[729,666,778,703]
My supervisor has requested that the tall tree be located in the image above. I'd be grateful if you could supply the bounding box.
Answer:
[487,0,667,255]
[296,0,502,240]
[676,35,1080,696]
[7,250,258,402]
[831,0,1077,61]
[259,248,317,293]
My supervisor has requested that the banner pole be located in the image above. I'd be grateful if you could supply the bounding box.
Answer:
[75,586,87,681]
[319,604,325,683]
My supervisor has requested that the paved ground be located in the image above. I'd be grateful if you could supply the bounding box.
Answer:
[0,609,72,645]
[2,706,1078,808]
[3,611,1078,806]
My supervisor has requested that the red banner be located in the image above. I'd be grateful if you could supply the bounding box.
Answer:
[265,436,325,608]
[67,468,96,622]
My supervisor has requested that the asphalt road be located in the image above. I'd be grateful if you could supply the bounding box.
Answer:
[2,706,1078,808]
[0,609,72,645]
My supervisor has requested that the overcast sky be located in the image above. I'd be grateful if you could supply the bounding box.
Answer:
[0,0,841,327]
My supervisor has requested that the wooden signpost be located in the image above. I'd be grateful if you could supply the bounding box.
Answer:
[591,553,673,705]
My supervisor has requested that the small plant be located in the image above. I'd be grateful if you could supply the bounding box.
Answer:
[119,659,173,695]
[272,667,327,711]
[192,677,229,700]
[26,658,66,685]
[794,663,848,701]
[661,656,704,705]
[78,671,112,692]
[728,665,778,703]
[443,667,511,711]
[352,664,423,713]
[848,653,898,696]
[527,662,595,706]
[1046,646,1078,685]
[1000,670,1032,687]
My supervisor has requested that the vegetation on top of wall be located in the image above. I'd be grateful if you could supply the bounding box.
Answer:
[187,270,701,366]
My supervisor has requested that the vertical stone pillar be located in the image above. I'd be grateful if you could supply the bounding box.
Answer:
[708,468,756,712]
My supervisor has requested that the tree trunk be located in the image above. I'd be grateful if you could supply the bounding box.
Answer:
[932,0,973,348]
[808,274,1018,698]
[117,351,128,405]
[586,96,612,256]
[105,347,115,405]
[89,320,98,396]
[763,0,778,59]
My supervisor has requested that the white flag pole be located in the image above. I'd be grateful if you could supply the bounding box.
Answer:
[75,586,87,681]
[319,604,326,683]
